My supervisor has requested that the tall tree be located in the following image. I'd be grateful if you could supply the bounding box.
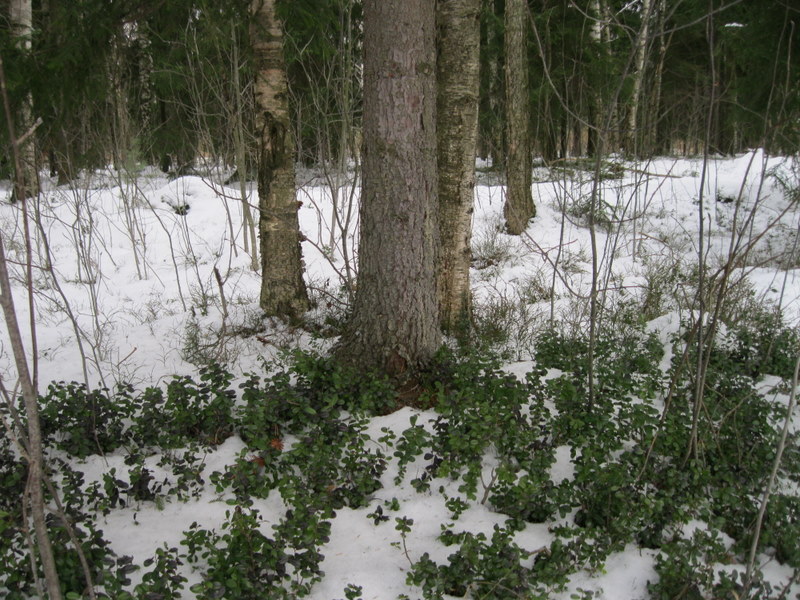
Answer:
[337,0,439,382]
[251,0,309,318]
[646,0,668,156]
[502,0,534,235]
[9,0,38,198]
[142,0,201,173]
[33,0,123,183]
[627,0,654,155]
[587,0,608,157]
[436,0,480,334]
[477,0,505,166]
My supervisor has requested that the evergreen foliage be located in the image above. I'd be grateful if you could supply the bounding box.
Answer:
[0,303,798,596]
[2,0,797,179]
[1,2,800,597]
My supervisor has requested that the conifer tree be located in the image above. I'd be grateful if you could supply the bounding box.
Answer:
[337,0,440,384]
[503,0,534,234]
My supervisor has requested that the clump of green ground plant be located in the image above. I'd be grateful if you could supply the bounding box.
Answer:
[1,295,798,598]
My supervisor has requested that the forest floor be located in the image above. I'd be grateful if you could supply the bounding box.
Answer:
[1,150,799,599]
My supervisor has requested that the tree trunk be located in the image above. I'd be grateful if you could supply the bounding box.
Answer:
[627,0,653,156]
[337,0,440,382]
[478,0,505,168]
[437,0,480,334]
[251,0,309,319]
[503,0,535,235]
[587,0,605,158]
[10,0,39,199]
[648,0,669,156]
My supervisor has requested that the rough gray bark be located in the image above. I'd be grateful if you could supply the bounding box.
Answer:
[9,0,39,199]
[338,0,440,381]
[251,0,309,319]
[436,0,480,334]
[503,0,535,235]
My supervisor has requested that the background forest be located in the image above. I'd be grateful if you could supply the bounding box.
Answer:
[1,0,798,180]
[1,1,800,599]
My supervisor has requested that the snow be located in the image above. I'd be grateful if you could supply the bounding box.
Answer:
[1,150,799,598]
[559,546,659,600]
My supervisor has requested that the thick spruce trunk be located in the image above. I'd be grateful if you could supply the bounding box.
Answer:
[503,0,535,235]
[338,0,440,381]
[251,0,309,319]
[436,0,480,334]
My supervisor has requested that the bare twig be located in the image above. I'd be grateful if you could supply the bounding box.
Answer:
[742,353,800,597]
[0,52,63,600]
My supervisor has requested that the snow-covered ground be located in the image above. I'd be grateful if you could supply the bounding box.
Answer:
[1,150,799,598]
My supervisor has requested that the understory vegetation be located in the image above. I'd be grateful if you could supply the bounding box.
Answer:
[1,291,798,599]
[3,0,800,595]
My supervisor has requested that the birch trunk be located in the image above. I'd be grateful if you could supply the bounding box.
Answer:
[10,0,39,199]
[627,0,653,155]
[251,0,309,319]
[436,0,480,333]
[587,0,605,157]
